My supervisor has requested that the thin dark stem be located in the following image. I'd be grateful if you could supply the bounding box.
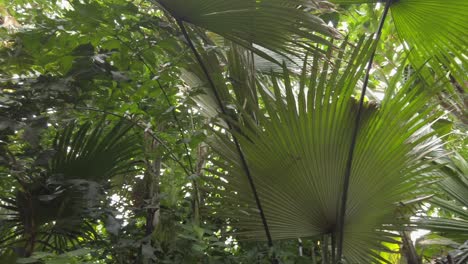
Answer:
[154,78,195,172]
[336,0,393,262]
[113,34,195,174]
[176,19,276,259]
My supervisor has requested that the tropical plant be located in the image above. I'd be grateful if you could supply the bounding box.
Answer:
[0,0,466,263]
[0,119,140,258]
[140,1,467,262]
[413,154,468,263]
[204,37,449,263]
[153,0,341,63]
[332,0,468,116]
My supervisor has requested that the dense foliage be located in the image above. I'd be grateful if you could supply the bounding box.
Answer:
[0,0,466,263]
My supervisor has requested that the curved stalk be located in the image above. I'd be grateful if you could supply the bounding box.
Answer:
[176,19,277,262]
[336,0,394,261]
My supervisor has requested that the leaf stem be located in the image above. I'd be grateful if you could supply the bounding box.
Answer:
[336,0,394,261]
[175,19,277,261]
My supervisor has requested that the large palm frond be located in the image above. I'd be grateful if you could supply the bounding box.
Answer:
[152,0,341,63]
[412,154,468,263]
[331,0,468,91]
[416,153,468,241]
[207,38,447,262]
[50,119,140,182]
[0,119,140,255]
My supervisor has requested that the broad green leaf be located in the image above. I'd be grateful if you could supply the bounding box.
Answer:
[209,38,447,262]
[153,0,341,63]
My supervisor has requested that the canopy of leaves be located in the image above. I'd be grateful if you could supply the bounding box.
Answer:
[0,0,466,263]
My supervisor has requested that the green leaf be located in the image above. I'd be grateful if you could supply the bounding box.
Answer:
[155,0,341,63]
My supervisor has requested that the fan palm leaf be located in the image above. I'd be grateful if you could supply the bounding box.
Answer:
[152,0,341,63]
[207,38,447,262]
[415,154,468,243]
[0,119,140,255]
[50,119,140,182]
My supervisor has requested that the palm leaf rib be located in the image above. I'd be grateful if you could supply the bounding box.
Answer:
[175,21,277,262]
[337,0,393,260]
